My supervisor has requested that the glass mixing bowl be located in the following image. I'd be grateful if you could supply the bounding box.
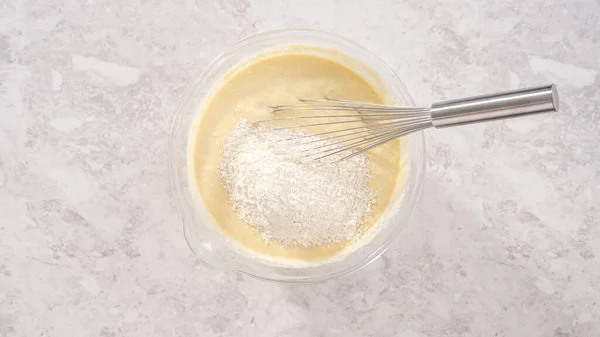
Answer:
[168,29,425,283]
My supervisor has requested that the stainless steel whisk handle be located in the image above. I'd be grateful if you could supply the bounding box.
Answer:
[430,84,559,128]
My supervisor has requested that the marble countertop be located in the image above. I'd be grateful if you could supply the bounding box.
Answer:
[1,1,599,336]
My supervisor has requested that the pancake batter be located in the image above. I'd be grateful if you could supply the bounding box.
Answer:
[190,50,402,262]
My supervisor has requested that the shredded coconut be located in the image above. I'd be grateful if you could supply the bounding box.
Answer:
[219,120,375,247]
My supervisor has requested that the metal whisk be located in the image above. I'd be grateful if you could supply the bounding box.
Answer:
[262,84,559,161]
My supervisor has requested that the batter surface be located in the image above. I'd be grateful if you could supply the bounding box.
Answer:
[191,52,401,262]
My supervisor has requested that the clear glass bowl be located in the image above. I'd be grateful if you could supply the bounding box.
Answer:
[168,29,425,284]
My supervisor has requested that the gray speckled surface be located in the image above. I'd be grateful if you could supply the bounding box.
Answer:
[1,0,599,336]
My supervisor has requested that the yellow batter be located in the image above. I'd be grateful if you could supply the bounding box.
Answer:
[191,51,401,262]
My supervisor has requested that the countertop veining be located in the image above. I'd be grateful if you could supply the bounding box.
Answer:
[1,1,599,336]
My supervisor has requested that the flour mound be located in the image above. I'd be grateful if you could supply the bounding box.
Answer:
[219,120,374,247]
